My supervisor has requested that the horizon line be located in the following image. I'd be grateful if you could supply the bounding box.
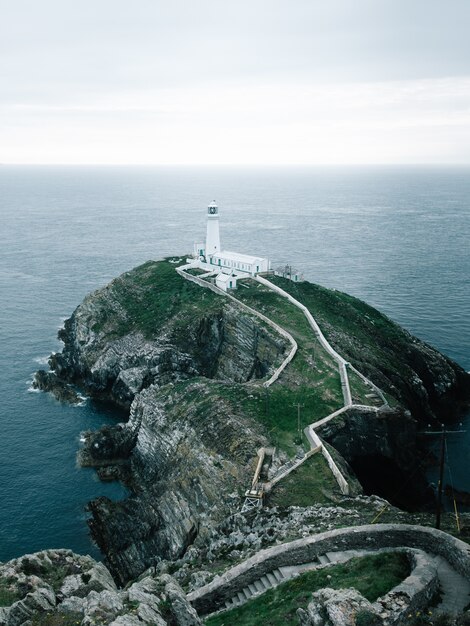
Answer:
[1,162,470,167]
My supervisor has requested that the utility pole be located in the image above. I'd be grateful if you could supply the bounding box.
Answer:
[293,403,304,439]
[436,428,446,530]
[420,424,466,529]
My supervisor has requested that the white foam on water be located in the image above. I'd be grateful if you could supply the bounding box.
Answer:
[27,379,40,393]
[33,355,49,365]
[73,393,88,407]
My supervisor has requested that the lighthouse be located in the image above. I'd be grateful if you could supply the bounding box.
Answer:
[192,201,270,289]
[205,201,221,256]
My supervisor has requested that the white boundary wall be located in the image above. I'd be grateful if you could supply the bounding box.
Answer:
[255,275,353,406]
[176,265,297,388]
[177,266,390,499]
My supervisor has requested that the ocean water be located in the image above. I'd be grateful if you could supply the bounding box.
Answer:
[0,165,469,561]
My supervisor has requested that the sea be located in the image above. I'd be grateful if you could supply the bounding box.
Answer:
[0,165,469,562]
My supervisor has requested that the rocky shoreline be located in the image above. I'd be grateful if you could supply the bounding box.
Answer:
[31,259,470,593]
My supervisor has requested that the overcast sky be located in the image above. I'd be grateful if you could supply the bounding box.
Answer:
[2,0,470,164]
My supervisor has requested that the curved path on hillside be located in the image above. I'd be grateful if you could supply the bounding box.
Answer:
[176,264,389,497]
[176,264,298,386]
[254,275,389,494]
[187,524,470,619]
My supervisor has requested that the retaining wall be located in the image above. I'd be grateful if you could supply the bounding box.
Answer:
[373,549,439,626]
[321,444,349,495]
[188,524,470,615]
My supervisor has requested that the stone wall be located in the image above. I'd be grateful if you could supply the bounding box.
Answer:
[321,443,350,495]
[373,549,439,626]
[188,524,470,615]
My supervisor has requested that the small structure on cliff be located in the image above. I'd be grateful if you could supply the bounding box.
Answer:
[193,202,270,290]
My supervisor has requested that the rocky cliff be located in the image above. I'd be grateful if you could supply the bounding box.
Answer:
[0,550,201,626]
[34,259,470,585]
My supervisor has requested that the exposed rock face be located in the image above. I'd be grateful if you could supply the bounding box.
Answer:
[85,380,268,585]
[317,407,434,510]
[37,261,289,584]
[297,588,381,626]
[50,263,287,409]
[0,550,200,626]
[32,369,82,404]
[35,260,470,586]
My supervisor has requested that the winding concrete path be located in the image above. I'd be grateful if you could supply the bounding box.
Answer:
[431,555,470,614]
[253,275,389,495]
[177,265,389,498]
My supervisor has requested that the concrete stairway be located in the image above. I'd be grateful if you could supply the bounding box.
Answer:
[222,552,360,611]
[221,550,379,612]
[223,567,288,610]
[364,391,383,407]
[220,549,470,616]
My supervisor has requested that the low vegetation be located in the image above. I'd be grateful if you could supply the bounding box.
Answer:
[91,259,221,340]
[0,578,19,607]
[205,552,410,626]
[265,275,416,408]
[267,452,341,507]
[86,261,405,458]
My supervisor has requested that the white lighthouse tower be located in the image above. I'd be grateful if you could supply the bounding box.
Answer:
[205,201,220,257]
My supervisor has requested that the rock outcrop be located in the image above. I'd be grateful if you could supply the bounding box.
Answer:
[317,407,435,510]
[0,550,201,626]
[35,259,470,586]
[49,261,287,409]
[297,588,381,626]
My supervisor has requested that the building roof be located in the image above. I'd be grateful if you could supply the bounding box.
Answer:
[212,250,266,264]
[215,273,234,283]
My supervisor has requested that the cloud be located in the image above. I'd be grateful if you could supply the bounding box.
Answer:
[1,1,470,163]
[2,77,470,164]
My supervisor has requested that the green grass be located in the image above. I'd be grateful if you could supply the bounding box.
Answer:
[263,276,413,406]
[91,259,222,340]
[267,452,341,507]
[348,370,376,405]
[84,262,407,460]
[205,552,410,626]
[232,279,344,411]
[0,579,19,607]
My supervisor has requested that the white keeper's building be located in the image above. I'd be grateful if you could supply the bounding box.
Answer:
[193,201,270,290]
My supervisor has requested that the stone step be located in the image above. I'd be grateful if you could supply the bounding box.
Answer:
[266,572,277,586]
[241,587,252,600]
[326,551,347,563]
[318,554,330,565]
[254,579,265,593]
[248,583,258,595]
[259,575,272,589]
[432,555,470,614]
[229,595,240,608]
[236,591,245,604]
[272,568,284,582]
